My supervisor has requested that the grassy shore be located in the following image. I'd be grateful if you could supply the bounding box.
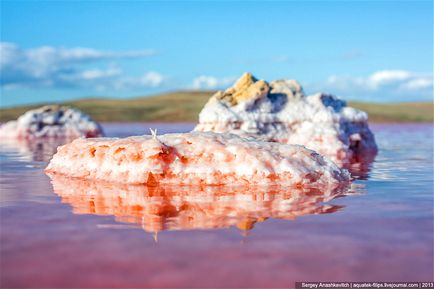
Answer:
[1,91,432,123]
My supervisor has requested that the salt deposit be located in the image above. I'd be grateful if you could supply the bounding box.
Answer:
[194,73,377,164]
[0,105,103,139]
[46,131,350,187]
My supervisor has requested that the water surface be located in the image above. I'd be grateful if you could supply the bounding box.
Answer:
[1,123,433,288]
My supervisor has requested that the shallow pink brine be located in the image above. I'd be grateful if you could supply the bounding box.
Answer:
[0,123,433,288]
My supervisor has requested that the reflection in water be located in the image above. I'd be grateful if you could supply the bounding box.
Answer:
[345,152,377,180]
[48,174,350,237]
[0,137,74,162]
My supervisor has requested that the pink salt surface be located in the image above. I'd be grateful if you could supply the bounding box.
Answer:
[46,131,349,187]
[1,123,433,288]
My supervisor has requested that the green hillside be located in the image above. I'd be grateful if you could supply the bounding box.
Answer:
[0,91,432,123]
[347,101,433,123]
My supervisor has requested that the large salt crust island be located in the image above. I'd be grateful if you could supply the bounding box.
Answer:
[46,131,350,187]
[194,73,377,165]
[49,174,347,234]
[0,105,103,139]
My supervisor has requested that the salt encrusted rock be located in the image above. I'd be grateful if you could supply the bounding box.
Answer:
[49,174,348,232]
[0,105,104,139]
[46,131,350,187]
[215,73,270,107]
[194,73,377,164]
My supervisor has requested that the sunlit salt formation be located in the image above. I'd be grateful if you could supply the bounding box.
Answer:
[46,131,350,187]
[49,174,348,233]
[0,105,103,139]
[194,73,377,164]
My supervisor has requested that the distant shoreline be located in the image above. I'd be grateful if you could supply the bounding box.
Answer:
[1,91,432,123]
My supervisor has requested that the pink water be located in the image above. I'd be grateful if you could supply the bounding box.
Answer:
[1,123,433,288]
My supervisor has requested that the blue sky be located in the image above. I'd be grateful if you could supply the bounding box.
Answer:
[1,0,432,107]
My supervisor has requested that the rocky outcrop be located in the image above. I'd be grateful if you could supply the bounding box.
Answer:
[215,73,270,107]
[194,73,377,165]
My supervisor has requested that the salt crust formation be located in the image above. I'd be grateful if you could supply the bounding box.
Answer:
[49,174,347,233]
[0,105,103,139]
[46,131,350,187]
[194,73,377,164]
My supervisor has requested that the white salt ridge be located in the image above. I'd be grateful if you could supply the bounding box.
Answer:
[194,73,377,164]
[46,131,350,187]
[0,105,103,139]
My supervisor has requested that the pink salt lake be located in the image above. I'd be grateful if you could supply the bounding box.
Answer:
[0,123,433,288]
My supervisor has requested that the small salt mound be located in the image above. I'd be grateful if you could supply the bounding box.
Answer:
[46,131,350,187]
[49,174,347,232]
[0,105,103,139]
[194,73,377,164]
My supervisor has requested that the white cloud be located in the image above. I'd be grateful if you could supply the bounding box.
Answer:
[112,71,164,90]
[139,72,164,87]
[323,70,433,101]
[59,66,122,82]
[0,42,162,90]
[367,70,412,89]
[399,77,433,91]
[192,75,235,90]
